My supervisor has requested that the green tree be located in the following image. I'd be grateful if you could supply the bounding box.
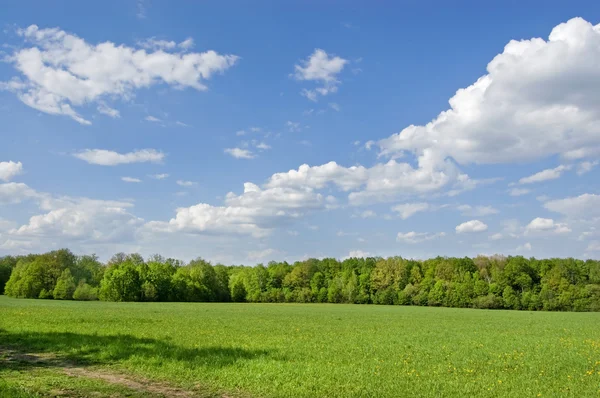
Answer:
[73,281,98,300]
[53,269,76,300]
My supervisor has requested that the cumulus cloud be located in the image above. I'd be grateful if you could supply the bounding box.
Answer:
[0,182,38,204]
[509,188,531,197]
[286,121,302,132]
[391,203,430,219]
[144,183,336,238]
[121,177,142,183]
[2,25,238,124]
[255,142,271,150]
[265,151,467,206]
[97,103,120,118]
[343,250,371,259]
[176,180,196,187]
[457,204,498,217]
[544,194,600,218]
[73,149,165,166]
[359,210,376,218]
[455,220,488,233]
[397,231,446,244]
[145,115,162,123]
[375,17,600,198]
[10,197,142,243]
[137,37,195,51]
[525,217,571,234]
[518,165,571,184]
[516,242,532,252]
[294,49,348,101]
[247,248,275,261]
[0,161,23,182]
[224,148,255,159]
[489,233,504,241]
[150,173,169,180]
[577,160,599,175]
[587,241,600,251]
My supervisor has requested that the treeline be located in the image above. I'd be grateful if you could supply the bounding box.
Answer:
[1,249,599,311]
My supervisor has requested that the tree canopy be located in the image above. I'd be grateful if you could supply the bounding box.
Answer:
[2,250,599,311]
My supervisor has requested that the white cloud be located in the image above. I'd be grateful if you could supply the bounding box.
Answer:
[2,25,238,124]
[150,173,169,180]
[516,242,532,252]
[0,161,23,182]
[375,17,600,194]
[343,250,370,259]
[577,160,599,175]
[397,231,445,244]
[73,149,165,166]
[455,220,488,233]
[586,241,600,251]
[175,121,189,127]
[329,102,341,111]
[176,180,196,187]
[136,0,146,19]
[0,218,16,232]
[544,194,600,218]
[518,165,571,184]
[359,210,376,218]
[178,38,195,50]
[247,248,275,261]
[391,203,430,219]
[294,49,348,101]
[509,188,531,197]
[0,239,33,251]
[286,121,302,132]
[0,182,38,204]
[457,204,499,217]
[255,142,271,150]
[489,233,504,241]
[525,217,571,234]
[145,183,334,238]
[224,148,255,159]
[137,37,195,51]
[97,103,120,118]
[145,115,161,123]
[265,151,466,206]
[10,197,142,243]
[525,217,555,231]
[121,177,142,183]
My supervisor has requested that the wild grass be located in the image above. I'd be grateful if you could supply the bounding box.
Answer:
[1,296,599,397]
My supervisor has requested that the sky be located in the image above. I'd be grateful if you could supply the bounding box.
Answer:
[1,1,600,264]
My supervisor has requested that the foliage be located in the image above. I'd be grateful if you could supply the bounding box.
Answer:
[2,250,600,311]
[53,268,76,300]
[73,281,98,301]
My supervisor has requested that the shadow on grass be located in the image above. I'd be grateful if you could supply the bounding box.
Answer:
[0,328,273,371]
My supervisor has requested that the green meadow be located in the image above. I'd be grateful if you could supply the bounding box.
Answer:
[1,296,599,397]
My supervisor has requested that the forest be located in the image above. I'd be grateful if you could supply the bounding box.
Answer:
[1,249,599,311]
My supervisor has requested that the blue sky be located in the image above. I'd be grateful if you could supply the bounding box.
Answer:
[1,1,600,263]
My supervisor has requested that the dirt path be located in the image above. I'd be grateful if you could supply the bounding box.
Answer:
[63,367,195,397]
[1,347,232,398]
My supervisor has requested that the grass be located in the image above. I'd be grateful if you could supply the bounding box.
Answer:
[1,296,599,397]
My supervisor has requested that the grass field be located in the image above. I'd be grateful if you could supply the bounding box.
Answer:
[1,296,599,397]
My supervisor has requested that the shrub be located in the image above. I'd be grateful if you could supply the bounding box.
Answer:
[73,282,98,301]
